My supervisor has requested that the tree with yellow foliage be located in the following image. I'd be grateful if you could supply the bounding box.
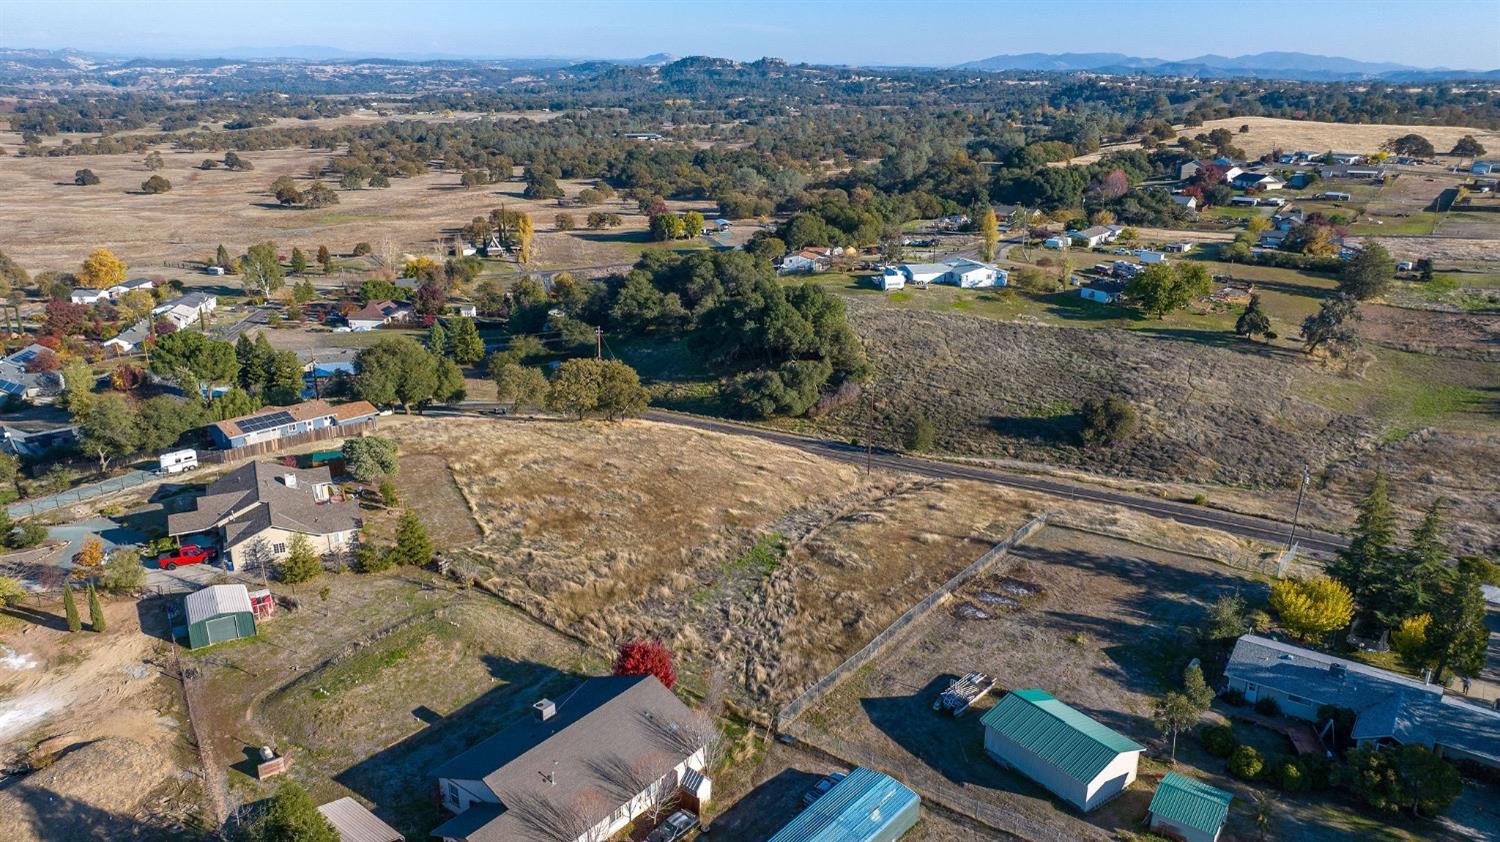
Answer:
[1270,577,1355,641]
[79,248,127,289]
[1391,613,1432,668]
[516,213,536,264]
[979,207,999,263]
[401,255,442,279]
[72,536,107,583]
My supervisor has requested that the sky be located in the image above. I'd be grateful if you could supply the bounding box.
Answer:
[1,0,1496,69]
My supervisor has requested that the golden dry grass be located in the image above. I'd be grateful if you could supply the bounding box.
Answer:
[0,135,715,274]
[1184,116,1500,159]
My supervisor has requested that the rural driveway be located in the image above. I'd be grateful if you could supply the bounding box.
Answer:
[440,403,1348,557]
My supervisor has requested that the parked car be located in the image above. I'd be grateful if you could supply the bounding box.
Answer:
[159,545,215,570]
[801,772,847,806]
[645,810,699,842]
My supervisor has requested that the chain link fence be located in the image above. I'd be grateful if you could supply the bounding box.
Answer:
[6,470,153,518]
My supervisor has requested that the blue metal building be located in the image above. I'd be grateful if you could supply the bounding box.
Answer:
[767,767,920,842]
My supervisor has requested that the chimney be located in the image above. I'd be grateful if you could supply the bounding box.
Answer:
[281,473,297,489]
[533,699,556,722]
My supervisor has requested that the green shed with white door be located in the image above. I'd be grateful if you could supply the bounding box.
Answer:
[184,584,257,650]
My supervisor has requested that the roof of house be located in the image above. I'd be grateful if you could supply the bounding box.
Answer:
[105,319,151,348]
[184,584,252,625]
[167,461,360,539]
[430,804,506,841]
[316,797,403,842]
[902,262,952,275]
[210,398,378,440]
[1077,226,1112,238]
[0,344,64,398]
[1349,686,1500,765]
[430,675,698,842]
[767,767,919,842]
[347,299,410,323]
[157,292,215,312]
[71,288,106,298]
[1226,635,1435,711]
[979,689,1144,782]
[1149,772,1232,835]
[944,256,998,272]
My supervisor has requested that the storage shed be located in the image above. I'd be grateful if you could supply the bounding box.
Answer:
[767,767,920,842]
[317,797,403,842]
[980,688,1144,812]
[1148,772,1233,842]
[184,584,257,650]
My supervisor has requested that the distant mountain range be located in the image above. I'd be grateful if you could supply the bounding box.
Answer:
[953,51,1499,81]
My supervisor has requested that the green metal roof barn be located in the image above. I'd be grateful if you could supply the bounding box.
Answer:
[184,584,257,650]
[980,688,1145,812]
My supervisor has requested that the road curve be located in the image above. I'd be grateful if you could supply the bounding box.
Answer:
[638,409,1349,558]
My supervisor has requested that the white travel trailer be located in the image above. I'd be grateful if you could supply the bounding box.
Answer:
[158,448,199,475]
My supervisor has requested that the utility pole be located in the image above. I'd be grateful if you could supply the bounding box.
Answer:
[595,326,603,359]
[1285,466,1311,553]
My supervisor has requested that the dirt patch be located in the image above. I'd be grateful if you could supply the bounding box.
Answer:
[1360,304,1500,360]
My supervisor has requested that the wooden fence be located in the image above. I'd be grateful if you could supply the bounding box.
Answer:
[201,420,377,464]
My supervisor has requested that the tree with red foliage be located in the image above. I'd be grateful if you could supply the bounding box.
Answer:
[1190,163,1225,188]
[1086,168,1129,203]
[24,348,60,373]
[153,319,178,336]
[413,279,449,316]
[111,363,147,392]
[43,300,91,338]
[613,640,676,690]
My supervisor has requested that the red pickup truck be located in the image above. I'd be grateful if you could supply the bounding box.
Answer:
[159,545,215,570]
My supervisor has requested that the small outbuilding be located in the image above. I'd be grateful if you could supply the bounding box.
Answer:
[317,797,403,842]
[1148,772,1233,842]
[767,767,920,842]
[980,688,1144,812]
[184,584,257,650]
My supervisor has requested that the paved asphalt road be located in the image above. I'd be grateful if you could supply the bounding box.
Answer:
[449,403,1348,557]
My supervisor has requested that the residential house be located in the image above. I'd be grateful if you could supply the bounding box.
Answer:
[767,767,920,842]
[102,319,151,355]
[1080,279,1127,304]
[153,292,218,330]
[1224,635,1500,769]
[1328,152,1365,164]
[1258,229,1291,249]
[168,461,361,570]
[1278,151,1314,164]
[1320,164,1384,180]
[451,302,478,318]
[1170,194,1199,210]
[317,797,403,842]
[0,423,78,458]
[1286,172,1315,189]
[1070,226,1120,249]
[1220,165,1245,183]
[70,288,110,305]
[980,688,1145,812]
[207,398,379,450]
[777,248,830,275]
[106,277,155,299]
[882,257,1006,290]
[1232,172,1284,191]
[430,674,713,842]
[1148,772,1232,842]
[0,344,65,404]
[345,299,414,331]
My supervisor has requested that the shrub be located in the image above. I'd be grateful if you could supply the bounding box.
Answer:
[1228,745,1264,781]
[904,413,935,452]
[354,543,391,573]
[1278,759,1307,793]
[342,436,399,481]
[1254,696,1282,717]
[1078,395,1139,447]
[613,640,675,689]
[1200,724,1239,758]
[352,242,373,256]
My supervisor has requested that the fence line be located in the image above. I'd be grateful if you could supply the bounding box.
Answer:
[774,514,1048,731]
[6,470,153,518]
[201,420,376,463]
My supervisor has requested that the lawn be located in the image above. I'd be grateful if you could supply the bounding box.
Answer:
[1202,205,1268,221]
[1349,214,1440,236]
[1297,346,1496,439]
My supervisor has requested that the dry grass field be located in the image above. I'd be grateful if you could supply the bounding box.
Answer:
[1181,116,1500,159]
[0,133,714,274]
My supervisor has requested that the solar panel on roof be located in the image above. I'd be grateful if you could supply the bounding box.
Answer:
[12,349,37,363]
[0,381,24,395]
[235,411,295,433]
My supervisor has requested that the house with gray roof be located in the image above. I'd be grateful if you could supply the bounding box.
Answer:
[880,257,1007,291]
[1225,635,1500,768]
[167,462,360,570]
[431,675,713,842]
[152,292,217,330]
[102,319,151,355]
[0,344,65,404]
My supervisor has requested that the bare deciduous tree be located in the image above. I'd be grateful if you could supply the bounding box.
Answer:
[508,790,610,842]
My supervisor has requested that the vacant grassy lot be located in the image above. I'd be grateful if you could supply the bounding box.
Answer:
[0,135,715,274]
[788,526,1495,842]
[1180,117,1500,160]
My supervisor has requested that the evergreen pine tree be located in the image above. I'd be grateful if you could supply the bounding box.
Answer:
[235,333,256,389]
[425,320,449,356]
[87,583,105,632]
[280,534,321,584]
[1425,559,1489,684]
[316,244,332,273]
[290,247,308,275]
[215,243,232,271]
[1326,473,1396,626]
[63,583,81,633]
[393,510,432,566]
[1402,498,1453,615]
[448,317,485,364]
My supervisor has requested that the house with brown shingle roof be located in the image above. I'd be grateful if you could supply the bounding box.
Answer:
[345,299,414,331]
[167,461,360,569]
[209,399,378,449]
[431,675,713,842]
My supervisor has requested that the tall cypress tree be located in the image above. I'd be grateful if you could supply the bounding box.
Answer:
[1401,498,1452,614]
[63,583,81,633]
[1327,473,1396,626]
[1425,559,1488,684]
[234,334,256,389]
[87,583,105,632]
[425,320,449,356]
